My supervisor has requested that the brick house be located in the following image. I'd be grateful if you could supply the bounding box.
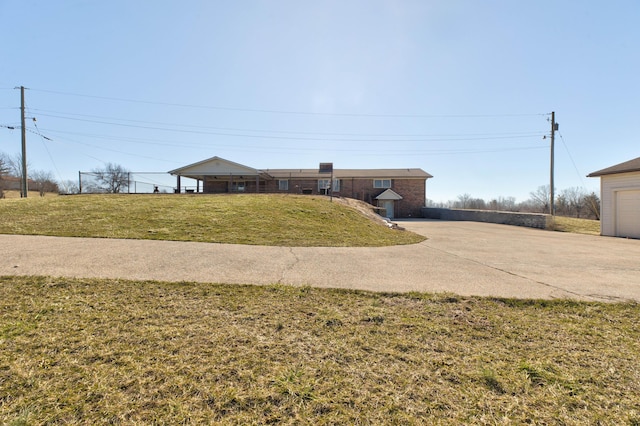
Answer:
[168,156,433,218]
[0,175,38,191]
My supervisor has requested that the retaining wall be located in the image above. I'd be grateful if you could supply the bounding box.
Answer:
[421,207,549,229]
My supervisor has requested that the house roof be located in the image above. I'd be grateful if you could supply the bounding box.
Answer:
[587,156,640,177]
[168,156,268,180]
[169,157,433,180]
[375,189,403,200]
[263,168,432,179]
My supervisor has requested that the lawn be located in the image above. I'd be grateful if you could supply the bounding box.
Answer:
[2,193,629,424]
[549,216,601,235]
[0,193,424,246]
[1,276,639,425]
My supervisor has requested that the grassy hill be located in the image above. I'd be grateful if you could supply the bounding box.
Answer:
[0,193,425,246]
[3,193,632,425]
[1,276,639,424]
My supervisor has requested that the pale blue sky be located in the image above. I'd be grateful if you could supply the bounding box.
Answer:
[1,0,638,201]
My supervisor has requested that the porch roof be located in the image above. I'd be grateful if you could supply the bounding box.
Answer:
[375,189,404,200]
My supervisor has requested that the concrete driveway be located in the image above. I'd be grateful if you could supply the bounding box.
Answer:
[1,220,639,302]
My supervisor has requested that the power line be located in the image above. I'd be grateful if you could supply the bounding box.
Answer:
[29,87,549,119]
[30,108,546,139]
[46,133,184,164]
[558,131,588,189]
[45,128,545,158]
[32,119,65,187]
[34,114,546,143]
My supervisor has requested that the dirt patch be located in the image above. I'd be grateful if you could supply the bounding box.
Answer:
[334,197,389,226]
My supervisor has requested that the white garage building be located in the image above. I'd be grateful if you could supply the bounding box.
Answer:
[588,156,640,238]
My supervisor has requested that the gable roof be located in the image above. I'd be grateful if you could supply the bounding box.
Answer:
[169,157,433,180]
[375,189,403,200]
[168,156,262,179]
[587,156,640,177]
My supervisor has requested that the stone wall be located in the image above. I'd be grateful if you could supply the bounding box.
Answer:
[421,207,549,229]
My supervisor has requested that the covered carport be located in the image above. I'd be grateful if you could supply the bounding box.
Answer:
[168,156,272,194]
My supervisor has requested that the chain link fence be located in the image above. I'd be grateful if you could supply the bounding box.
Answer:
[78,172,192,194]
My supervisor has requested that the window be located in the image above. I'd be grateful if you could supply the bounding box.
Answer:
[318,179,340,193]
[231,182,245,192]
[318,179,331,192]
[373,179,391,188]
[278,180,289,191]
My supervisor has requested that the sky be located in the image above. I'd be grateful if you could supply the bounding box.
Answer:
[0,0,638,202]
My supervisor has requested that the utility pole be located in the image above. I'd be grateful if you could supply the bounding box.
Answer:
[19,86,28,198]
[549,111,558,216]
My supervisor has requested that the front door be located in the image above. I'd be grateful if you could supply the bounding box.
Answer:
[381,200,395,219]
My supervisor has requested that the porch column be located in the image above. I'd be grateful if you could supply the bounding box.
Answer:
[256,175,259,193]
[176,176,181,193]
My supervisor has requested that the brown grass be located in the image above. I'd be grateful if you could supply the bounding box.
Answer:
[0,189,57,199]
[549,216,600,235]
[0,193,424,247]
[1,276,639,424]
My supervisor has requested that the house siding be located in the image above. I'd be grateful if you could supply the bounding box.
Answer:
[201,176,427,217]
[393,178,426,218]
[600,171,640,236]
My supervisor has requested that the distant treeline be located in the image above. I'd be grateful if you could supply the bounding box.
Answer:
[428,185,600,220]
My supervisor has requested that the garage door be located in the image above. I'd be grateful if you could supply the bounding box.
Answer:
[616,190,640,238]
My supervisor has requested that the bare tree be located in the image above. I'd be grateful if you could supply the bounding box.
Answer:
[6,153,29,180]
[488,196,518,211]
[91,163,130,193]
[456,193,472,209]
[467,197,486,210]
[59,179,80,195]
[555,193,569,216]
[559,187,586,218]
[583,192,601,220]
[499,196,517,211]
[30,170,59,196]
[0,153,10,199]
[528,185,551,213]
[436,187,598,219]
[4,152,37,195]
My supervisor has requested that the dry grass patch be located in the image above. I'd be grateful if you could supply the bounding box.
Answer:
[0,190,57,199]
[0,193,424,246]
[549,216,600,235]
[1,276,639,424]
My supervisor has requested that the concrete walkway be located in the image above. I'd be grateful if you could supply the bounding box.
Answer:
[1,220,639,302]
